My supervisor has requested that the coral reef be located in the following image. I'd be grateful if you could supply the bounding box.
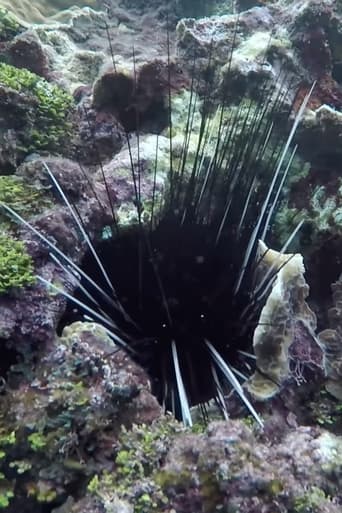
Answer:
[0,321,161,512]
[49,420,342,513]
[0,0,341,511]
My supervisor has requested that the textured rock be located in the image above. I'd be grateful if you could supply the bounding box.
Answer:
[319,274,342,400]
[55,419,342,513]
[0,321,160,512]
[7,30,50,78]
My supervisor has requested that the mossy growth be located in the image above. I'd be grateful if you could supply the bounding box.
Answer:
[0,233,35,294]
[88,418,183,513]
[0,7,21,42]
[294,486,330,513]
[27,432,47,452]
[309,390,342,430]
[0,431,16,509]
[27,481,57,504]
[0,175,51,225]
[0,477,14,509]
[0,62,74,153]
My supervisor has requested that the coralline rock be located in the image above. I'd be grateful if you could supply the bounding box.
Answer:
[7,30,50,78]
[176,0,342,110]
[34,8,108,91]
[49,419,342,513]
[0,142,167,355]
[92,59,190,132]
[0,156,113,353]
[100,134,169,226]
[0,321,160,512]
[319,274,342,400]
[157,421,342,513]
[176,7,284,93]
[0,84,39,172]
[73,96,126,164]
[298,104,342,165]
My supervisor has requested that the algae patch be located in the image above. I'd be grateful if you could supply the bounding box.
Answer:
[0,6,21,41]
[0,62,74,153]
[0,233,35,293]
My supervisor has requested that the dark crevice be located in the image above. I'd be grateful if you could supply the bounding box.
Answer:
[0,340,20,382]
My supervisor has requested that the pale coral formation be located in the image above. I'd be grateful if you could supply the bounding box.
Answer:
[247,241,318,399]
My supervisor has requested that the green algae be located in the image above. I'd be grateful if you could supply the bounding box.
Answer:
[0,175,51,226]
[0,234,35,293]
[0,481,14,509]
[87,419,182,513]
[0,7,21,42]
[0,430,16,446]
[27,432,47,452]
[294,486,330,513]
[0,62,74,153]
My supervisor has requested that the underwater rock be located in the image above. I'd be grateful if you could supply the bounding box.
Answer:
[0,62,74,170]
[7,30,50,78]
[176,0,342,112]
[34,9,108,92]
[0,320,160,512]
[0,83,39,172]
[298,104,342,165]
[99,134,169,226]
[0,6,108,92]
[74,95,126,165]
[319,274,342,400]
[176,6,286,93]
[92,59,189,133]
[53,419,342,513]
[0,156,113,353]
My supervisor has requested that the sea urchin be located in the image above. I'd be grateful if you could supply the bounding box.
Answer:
[1,37,315,428]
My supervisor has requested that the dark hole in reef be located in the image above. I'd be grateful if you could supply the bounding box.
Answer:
[59,221,257,417]
[332,60,342,85]
[92,70,170,134]
[305,234,342,328]
[118,97,169,133]
[0,340,20,382]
